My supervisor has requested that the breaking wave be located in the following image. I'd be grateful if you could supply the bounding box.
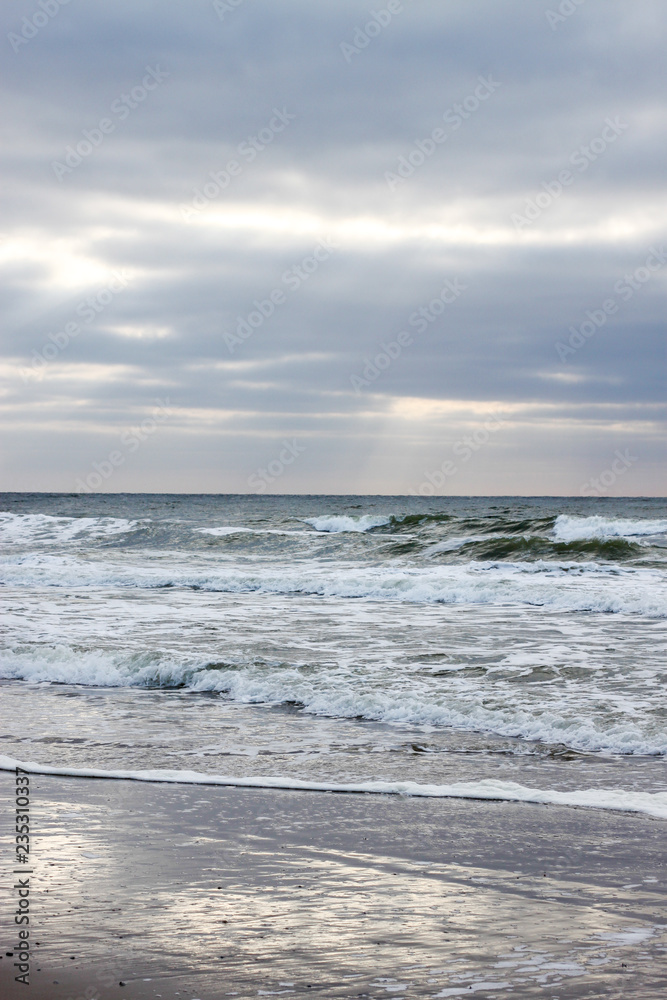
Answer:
[553,515,667,543]
[302,515,392,532]
[0,512,142,545]
[2,644,665,756]
[2,552,665,615]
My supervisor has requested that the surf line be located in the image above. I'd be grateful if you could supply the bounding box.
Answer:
[1,758,666,820]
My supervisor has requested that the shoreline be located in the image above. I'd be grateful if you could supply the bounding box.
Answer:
[2,754,667,820]
[1,773,666,999]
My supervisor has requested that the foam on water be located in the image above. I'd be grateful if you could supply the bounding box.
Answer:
[302,514,392,532]
[197,526,255,536]
[2,634,665,755]
[2,495,665,791]
[2,551,664,615]
[198,526,310,537]
[553,514,667,543]
[2,755,665,818]
[0,512,141,545]
[423,537,487,555]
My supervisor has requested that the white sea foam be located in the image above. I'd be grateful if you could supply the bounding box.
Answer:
[553,515,667,543]
[197,527,308,537]
[423,537,486,555]
[7,498,665,801]
[2,551,665,616]
[1,755,665,818]
[302,515,392,532]
[2,641,665,755]
[197,526,255,536]
[0,512,141,545]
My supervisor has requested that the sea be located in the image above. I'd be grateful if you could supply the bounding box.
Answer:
[1,493,666,818]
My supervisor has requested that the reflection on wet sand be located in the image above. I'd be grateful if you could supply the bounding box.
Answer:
[1,775,665,999]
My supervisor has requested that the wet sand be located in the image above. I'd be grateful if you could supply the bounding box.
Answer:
[1,772,666,999]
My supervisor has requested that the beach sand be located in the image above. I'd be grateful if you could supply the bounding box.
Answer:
[1,772,665,999]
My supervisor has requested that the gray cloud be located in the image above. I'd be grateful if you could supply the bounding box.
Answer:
[2,0,665,494]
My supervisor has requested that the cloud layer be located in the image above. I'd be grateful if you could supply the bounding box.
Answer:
[2,0,666,494]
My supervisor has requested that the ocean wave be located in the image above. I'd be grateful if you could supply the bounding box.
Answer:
[2,645,664,756]
[197,527,307,537]
[553,514,667,543]
[423,536,487,555]
[2,552,664,615]
[0,512,142,545]
[430,535,642,562]
[302,515,392,532]
[391,512,454,528]
[2,755,665,818]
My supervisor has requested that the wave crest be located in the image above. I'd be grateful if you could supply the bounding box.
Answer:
[302,514,391,533]
[554,514,667,543]
[0,512,142,545]
[2,644,665,756]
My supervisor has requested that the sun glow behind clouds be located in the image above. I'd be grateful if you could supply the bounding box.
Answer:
[109,324,172,340]
[189,203,665,248]
[20,187,663,263]
[1,234,116,291]
[3,0,666,493]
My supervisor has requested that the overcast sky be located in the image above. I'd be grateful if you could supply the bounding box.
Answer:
[2,0,665,495]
